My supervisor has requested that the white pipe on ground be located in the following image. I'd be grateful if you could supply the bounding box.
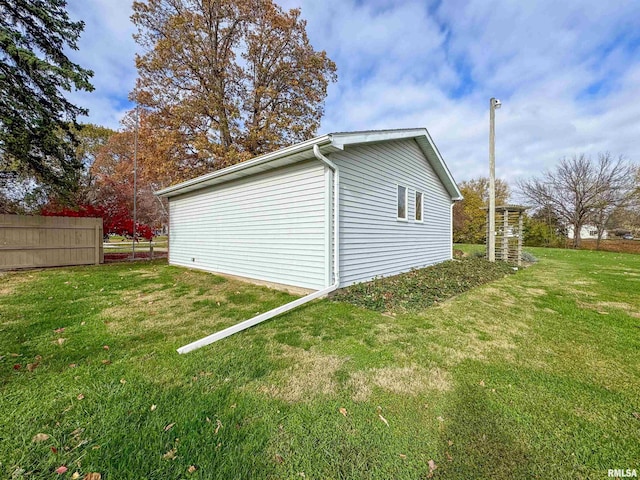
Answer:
[176,145,340,354]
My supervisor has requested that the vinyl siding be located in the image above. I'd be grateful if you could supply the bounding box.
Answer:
[331,139,453,287]
[169,161,327,290]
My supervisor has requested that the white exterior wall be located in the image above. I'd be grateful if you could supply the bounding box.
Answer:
[169,161,327,290]
[330,139,453,287]
[567,225,608,240]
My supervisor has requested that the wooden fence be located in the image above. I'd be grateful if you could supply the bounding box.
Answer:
[0,215,103,270]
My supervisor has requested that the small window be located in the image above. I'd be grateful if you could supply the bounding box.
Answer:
[415,191,423,222]
[397,185,407,220]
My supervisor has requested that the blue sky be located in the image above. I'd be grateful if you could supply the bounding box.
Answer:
[66,0,640,184]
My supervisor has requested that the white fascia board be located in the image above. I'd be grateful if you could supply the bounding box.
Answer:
[418,131,463,201]
[329,128,427,150]
[156,135,332,198]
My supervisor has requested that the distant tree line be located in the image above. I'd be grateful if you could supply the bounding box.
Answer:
[454,155,639,250]
[518,153,639,249]
[453,177,510,244]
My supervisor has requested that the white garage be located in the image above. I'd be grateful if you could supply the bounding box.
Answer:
[157,128,462,292]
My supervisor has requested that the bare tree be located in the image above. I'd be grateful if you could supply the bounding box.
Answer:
[518,153,636,248]
[589,159,639,248]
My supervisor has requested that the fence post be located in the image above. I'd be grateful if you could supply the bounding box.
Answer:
[502,210,509,262]
[150,240,154,259]
[94,223,100,265]
[518,213,523,266]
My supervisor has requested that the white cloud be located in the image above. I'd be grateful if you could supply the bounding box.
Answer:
[66,0,138,129]
[63,0,640,186]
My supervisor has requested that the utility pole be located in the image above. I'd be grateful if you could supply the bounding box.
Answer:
[132,104,139,260]
[488,97,501,262]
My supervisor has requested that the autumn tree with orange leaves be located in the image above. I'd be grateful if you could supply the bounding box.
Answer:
[130,0,337,177]
[89,111,168,229]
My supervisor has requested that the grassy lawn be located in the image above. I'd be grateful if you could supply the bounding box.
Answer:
[1,248,639,479]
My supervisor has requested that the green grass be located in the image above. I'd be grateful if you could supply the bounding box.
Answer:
[1,248,639,479]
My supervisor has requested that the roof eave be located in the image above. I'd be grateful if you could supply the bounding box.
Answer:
[155,135,333,198]
[155,128,463,201]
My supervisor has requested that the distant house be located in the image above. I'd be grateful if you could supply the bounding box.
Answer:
[567,225,608,240]
[156,128,462,291]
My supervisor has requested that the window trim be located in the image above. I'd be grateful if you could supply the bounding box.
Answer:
[396,184,408,221]
[415,190,423,223]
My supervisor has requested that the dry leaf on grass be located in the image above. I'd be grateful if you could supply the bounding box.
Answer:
[51,446,58,453]
[84,473,102,480]
[274,454,284,464]
[479,380,485,387]
[427,459,437,477]
[378,414,389,427]
[72,473,81,480]
[187,465,197,473]
[54,327,65,333]
[103,345,109,350]
[163,448,177,460]
[12,467,26,478]
[446,451,453,462]
[69,364,77,368]
[399,454,407,459]
[632,412,640,420]
[55,466,68,475]
[120,378,126,385]
[77,394,85,400]
[32,433,50,442]
[13,364,21,370]
[27,362,39,372]
[214,419,222,434]
[339,407,347,417]
[101,360,111,365]
[150,404,157,411]
[164,423,175,431]
[56,338,66,345]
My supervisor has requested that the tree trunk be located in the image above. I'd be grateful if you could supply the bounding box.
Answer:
[595,230,603,250]
[573,222,581,248]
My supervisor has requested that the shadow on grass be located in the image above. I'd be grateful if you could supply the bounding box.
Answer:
[438,364,532,479]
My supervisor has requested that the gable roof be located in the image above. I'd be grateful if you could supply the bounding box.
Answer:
[155,128,463,200]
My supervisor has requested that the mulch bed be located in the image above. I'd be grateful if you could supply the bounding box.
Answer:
[577,239,640,255]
